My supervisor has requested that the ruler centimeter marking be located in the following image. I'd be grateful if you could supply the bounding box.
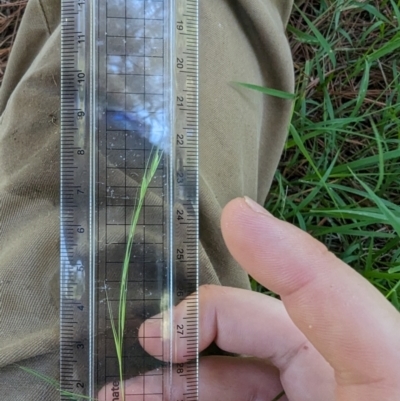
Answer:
[60,0,199,399]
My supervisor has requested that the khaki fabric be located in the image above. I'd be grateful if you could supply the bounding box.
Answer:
[0,0,294,399]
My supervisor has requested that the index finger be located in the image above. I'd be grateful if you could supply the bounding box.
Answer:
[221,197,400,388]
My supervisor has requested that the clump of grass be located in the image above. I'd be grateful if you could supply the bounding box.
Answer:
[251,0,400,308]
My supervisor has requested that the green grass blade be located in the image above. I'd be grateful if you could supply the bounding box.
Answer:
[349,169,400,236]
[110,146,163,399]
[287,24,319,44]
[289,123,341,211]
[330,149,400,175]
[369,118,385,192]
[367,34,400,62]
[270,391,286,401]
[351,60,370,117]
[364,271,400,280]
[295,5,336,67]
[17,366,97,400]
[388,266,400,274]
[386,280,400,301]
[390,0,400,26]
[293,151,340,214]
[234,82,296,100]
[357,3,391,24]
[18,365,61,389]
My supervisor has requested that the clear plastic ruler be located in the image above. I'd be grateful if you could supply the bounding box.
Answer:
[60,0,199,400]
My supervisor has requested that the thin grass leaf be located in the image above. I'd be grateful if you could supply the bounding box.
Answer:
[287,25,319,44]
[325,184,400,211]
[365,238,375,272]
[337,27,353,45]
[17,366,97,400]
[333,1,343,30]
[351,60,370,117]
[357,3,391,24]
[235,82,296,100]
[18,365,61,388]
[386,280,400,300]
[106,146,163,400]
[105,288,122,373]
[293,151,340,214]
[299,59,312,121]
[295,5,336,67]
[323,86,335,120]
[330,149,400,174]
[390,289,400,311]
[390,0,400,27]
[361,21,385,43]
[388,266,400,274]
[310,209,386,221]
[289,124,341,211]
[371,238,400,262]
[364,271,400,280]
[270,391,286,401]
[348,169,400,236]
[309,227,396,239]
[370,118,385,192]
[367,34,400,62]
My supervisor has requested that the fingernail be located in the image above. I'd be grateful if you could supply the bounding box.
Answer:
[244,196,272,216]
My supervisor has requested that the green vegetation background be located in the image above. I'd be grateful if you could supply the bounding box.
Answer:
[252,0,400,310]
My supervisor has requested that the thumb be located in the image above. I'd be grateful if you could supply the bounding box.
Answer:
[221,197,400,397]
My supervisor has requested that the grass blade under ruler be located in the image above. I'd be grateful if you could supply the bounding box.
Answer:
[60,0,199,400]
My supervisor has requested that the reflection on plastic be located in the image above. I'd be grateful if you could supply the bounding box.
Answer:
[107,109,169,151]
[61,230,85,300]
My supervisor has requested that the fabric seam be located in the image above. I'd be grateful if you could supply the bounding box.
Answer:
[38,0,52,36]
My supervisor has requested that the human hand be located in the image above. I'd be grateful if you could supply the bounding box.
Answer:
[101,197,400,400]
